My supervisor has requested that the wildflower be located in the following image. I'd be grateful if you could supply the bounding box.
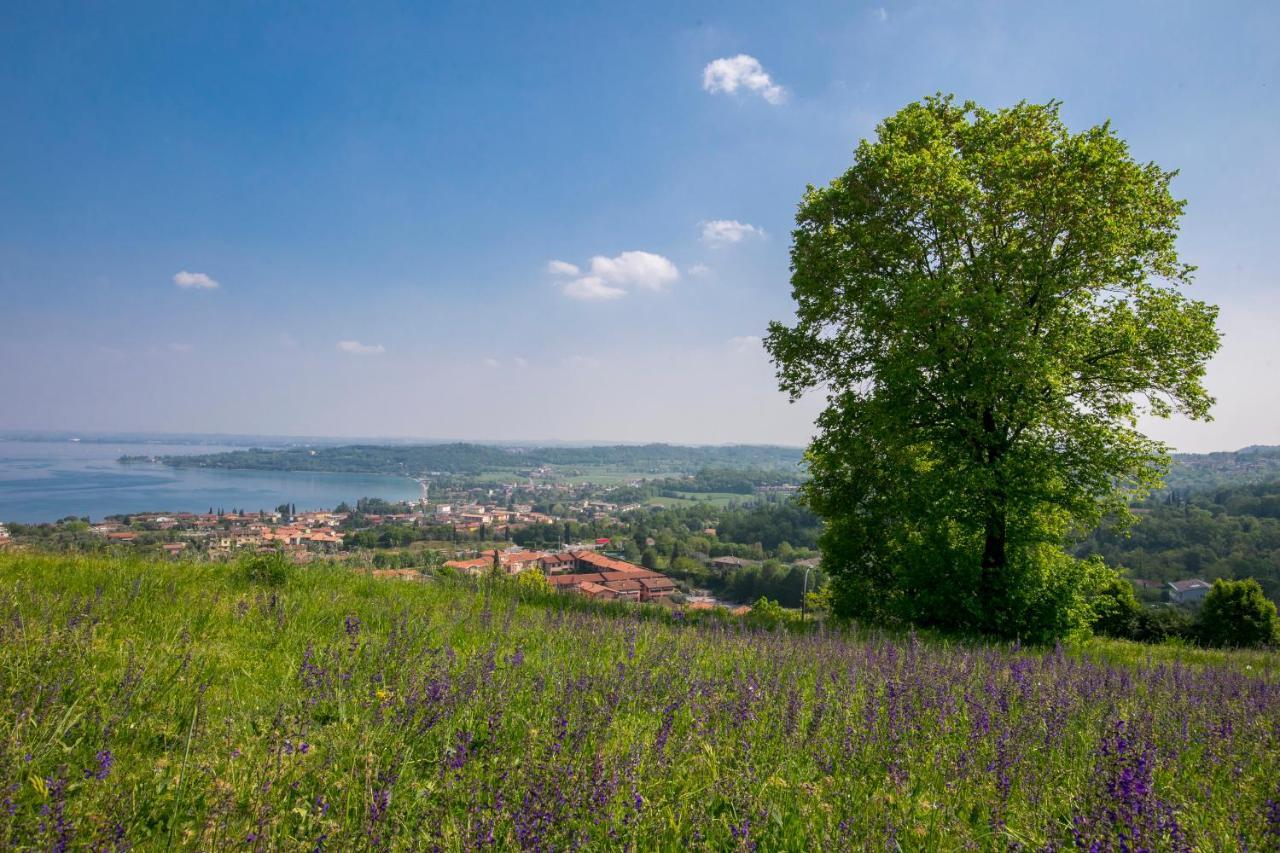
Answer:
[83,750,113,781]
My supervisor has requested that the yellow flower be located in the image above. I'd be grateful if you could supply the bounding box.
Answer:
[376,689,390,701]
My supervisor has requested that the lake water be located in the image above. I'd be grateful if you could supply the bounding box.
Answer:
[0,439,421,523]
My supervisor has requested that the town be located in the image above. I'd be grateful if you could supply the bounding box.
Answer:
[0,480,1223,619]
[0,467,828,614]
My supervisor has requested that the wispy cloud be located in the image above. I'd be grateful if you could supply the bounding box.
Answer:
[482,357,500,368]
[546,259,580,276]
[729,335,763,353]
[172,270,219,290]
[700,219,766,247]
[874,6,889,21]
[687,263,712,277]
[514,356,529,369]
[337,340,385,355]
[554,250,680,300]
[563,276,627,300]
[702,55,787,105]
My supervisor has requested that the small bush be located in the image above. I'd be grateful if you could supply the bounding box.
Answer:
[1130,606,1196,644]
[747,596,790,629]
[1090,574,1143,638]
[237,550,294,587]
[1196,578,1280,648]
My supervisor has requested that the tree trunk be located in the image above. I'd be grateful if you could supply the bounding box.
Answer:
[979,498,1008,632]
[978,405,1008,628]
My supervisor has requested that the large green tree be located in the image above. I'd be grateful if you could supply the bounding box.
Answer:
[766,96,1220,640]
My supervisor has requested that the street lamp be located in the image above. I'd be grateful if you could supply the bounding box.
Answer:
[801,566,813,623]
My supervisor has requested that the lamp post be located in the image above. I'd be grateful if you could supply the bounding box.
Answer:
[801,566,813,623]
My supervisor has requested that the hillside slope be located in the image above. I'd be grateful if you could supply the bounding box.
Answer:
[0,554,1277,849]
[130,442,807,477]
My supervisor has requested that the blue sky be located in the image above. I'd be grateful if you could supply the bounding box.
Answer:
[1,1,1276,450]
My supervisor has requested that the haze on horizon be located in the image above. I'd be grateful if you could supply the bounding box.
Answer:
[2,2,1277,453]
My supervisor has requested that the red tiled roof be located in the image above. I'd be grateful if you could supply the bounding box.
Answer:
[574,551,649,574]
[639,576,674,590]
[602,578,642,592]
[548,572,605,586]
[445,558,492,570]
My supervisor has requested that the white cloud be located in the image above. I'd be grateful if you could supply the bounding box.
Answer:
[555,250,679,300]
[514,357,529,369]
[700,219,766,247]
[729,335,763,353]
[702,55,787,105]
[874,6,889,21]
[482,357,501,369]
[546,259,580,276]
[172,270,219,290]
[687,263,712,277]
[563,276,627,301]
[337,340,385,356]
[588,251,679,291]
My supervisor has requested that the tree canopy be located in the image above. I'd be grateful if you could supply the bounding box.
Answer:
[766,95,1220,640]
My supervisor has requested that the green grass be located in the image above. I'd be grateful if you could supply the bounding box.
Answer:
[1,552,1278,850]
[644,491,753,508]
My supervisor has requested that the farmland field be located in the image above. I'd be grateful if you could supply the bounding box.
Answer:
[644,491,754,508]
[1,552,1278,849]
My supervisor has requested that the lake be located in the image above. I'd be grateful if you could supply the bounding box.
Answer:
[0,439,421,523]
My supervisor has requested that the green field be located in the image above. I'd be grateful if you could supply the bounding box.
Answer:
[644,491,756,508]
[1,552,1278,849]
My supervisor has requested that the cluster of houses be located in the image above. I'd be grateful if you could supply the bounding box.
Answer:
[429,503,558,532]
[428,498,642,531]
[88,511,346,560]
[445,545,677,603]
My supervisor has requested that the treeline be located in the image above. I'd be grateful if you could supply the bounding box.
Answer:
[132,442,806,477]
[665,467,799,494]
[1075,478,1280,602]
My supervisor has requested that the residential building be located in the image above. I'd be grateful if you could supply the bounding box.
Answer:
[1168,578,1213,604]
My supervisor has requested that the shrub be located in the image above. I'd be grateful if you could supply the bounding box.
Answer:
[1090,574,1143,638]
[1130,606,1195,644]
[512,568,551,597]
[747,596,790,629]
[1196,578,1280,648]
[237,550,294,587]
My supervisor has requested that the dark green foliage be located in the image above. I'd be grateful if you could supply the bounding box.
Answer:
[1196,578,1280,648]
[1130,606,1196,644]
[1076,478,1280,603]
[237,551,293,587]
[712,503,820,552]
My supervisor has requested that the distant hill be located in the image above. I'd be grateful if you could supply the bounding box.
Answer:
[1076,476,1280,603]
[1163,445,1280,492]
[127,442,807,478]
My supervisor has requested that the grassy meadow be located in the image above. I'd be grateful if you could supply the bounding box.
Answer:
[644,491,751,509]
[1,552,1279,850]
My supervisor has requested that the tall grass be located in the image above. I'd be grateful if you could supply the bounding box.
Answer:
[1,552,1277,849]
